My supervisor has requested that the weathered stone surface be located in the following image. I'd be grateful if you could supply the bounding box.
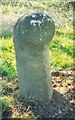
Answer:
[13,13,55,104]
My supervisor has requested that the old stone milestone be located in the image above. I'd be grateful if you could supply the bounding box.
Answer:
[13,13,55,104]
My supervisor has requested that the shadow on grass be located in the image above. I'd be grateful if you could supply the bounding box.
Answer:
[2,68,75,119]
[2,89,74,119]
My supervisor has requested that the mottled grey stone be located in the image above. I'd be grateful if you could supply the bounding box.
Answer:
[13,13,55,104]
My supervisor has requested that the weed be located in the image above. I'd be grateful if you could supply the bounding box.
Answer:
[0,98,12,114]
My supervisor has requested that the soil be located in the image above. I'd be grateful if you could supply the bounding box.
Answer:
[2,68,75,119]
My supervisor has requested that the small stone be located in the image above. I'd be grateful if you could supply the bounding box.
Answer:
[70,99,75,106]
[58,109,62,114]
[53,115,55,118]
[55,113,57,116]
[71,108,73,111]
[43,14,46,17]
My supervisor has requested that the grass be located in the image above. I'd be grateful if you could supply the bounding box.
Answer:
[1,36,17,77]
[50,27,74,70]
[0,26,74,77]
[0,97,12,115]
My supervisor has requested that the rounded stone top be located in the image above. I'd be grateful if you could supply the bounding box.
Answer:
[13,13,55,47]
